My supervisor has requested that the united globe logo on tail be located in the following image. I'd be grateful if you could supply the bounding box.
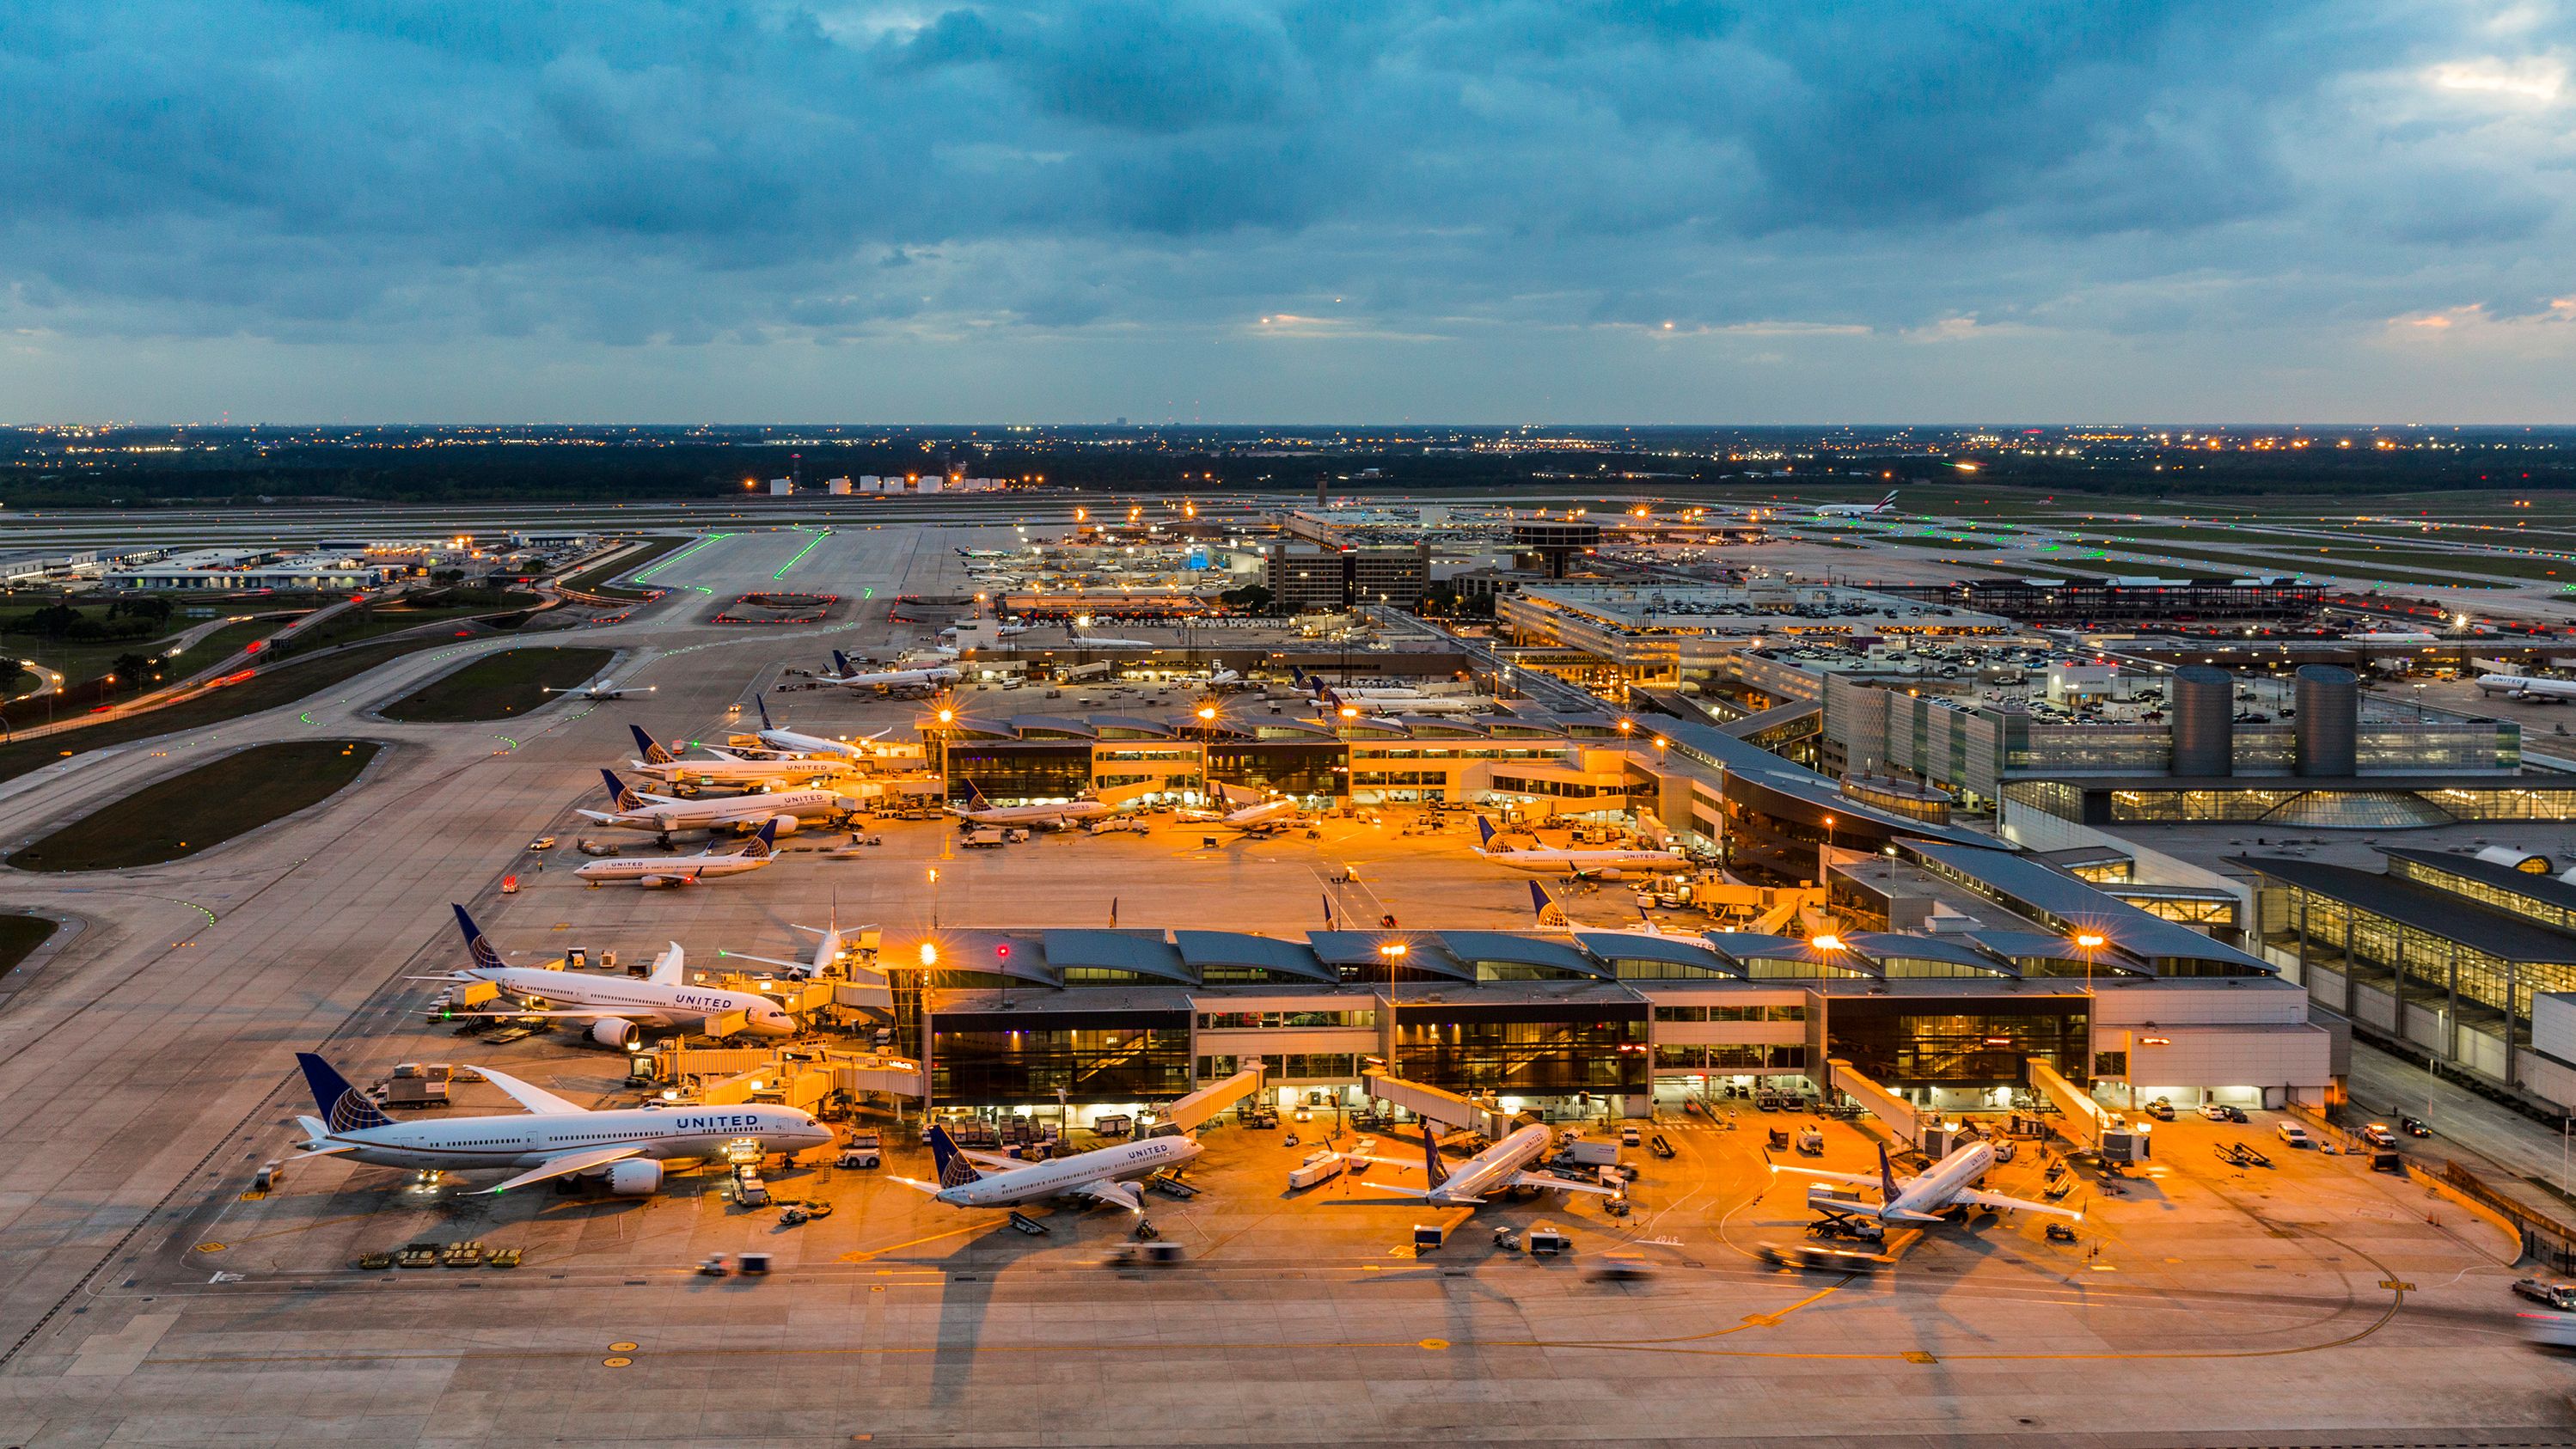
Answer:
[451,903,505,973]
[296,1052,393,1135]
[927,1125,983,1189]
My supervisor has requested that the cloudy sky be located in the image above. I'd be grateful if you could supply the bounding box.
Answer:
[3,0,2570,423]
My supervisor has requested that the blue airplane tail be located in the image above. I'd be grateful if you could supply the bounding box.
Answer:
[451,903,505,973]
[600,767,639,809]
[832,650,854,676]
[1475,816,1497,847]
[1422,1128,1448,1189]
[739,817,780,859]
[628,724,676,764]
[756,696,774,730]
[297,1052,393,1134]
[1878,1143,1900,1201]
[927,1125,982,1188]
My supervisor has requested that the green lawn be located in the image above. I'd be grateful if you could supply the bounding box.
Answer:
[7,739,382,871]
[0,633,453,783]
[379,646,616,724]
[560,536,694,601]
[0,914,58,981]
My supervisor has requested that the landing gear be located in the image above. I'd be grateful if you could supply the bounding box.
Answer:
[412,1169,445,1189]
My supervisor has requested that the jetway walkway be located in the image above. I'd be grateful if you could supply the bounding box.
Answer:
[1362,1071,1515,1138]
[1825,1058,1918,1145]
[2027,1057,2108,1151]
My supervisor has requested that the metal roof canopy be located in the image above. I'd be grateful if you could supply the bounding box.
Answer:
[1007,715,1100,739]
[1967,929,2151,977]
[1170,930,1337,983]
[1434,931,1612,981]
[1041,929,1195,984]
[2232,856,2576,965]
[2383,847,2576,912]
[1905,840,2275,976]
[1305,931,1472,981]
[1572,930,1742,977]
[1703,932,1884,976]
[914,929,1057,985]
[1844,932,2019,977]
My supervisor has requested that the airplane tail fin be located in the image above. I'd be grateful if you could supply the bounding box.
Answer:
[738,818,780,859]
[1878,1143,1900,1202]
[295,1052,392,1134]
[1422,1129,1449,1189]
[600,767,641,810]
[832,650,853,676]
[1476,816,1499,848]
[927,1125,983,1189]
[1530,880,1566,928]
[451,903,505,973]
[964,780,992,811]
[628,724,676,765]
[756,696,774,730]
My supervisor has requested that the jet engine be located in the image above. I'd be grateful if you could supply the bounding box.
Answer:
[746,814,798,836]
[639,874,695,890]
[590,1018,640,1049]
[603,1159,664,1195]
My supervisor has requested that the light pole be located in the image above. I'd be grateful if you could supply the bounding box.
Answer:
[1379,940,1407,1073]
[928,867,941,929]
[2075,930,2107,1090]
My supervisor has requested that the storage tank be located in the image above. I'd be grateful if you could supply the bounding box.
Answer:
[2296,664,2359,778]
[2170,665,2235,777]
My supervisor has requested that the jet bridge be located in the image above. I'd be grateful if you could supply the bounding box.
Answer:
[2026,1057,2109,1152]
[1824,1057,1918,1145]
[1163,1061,1266,1133]
[1362,1071,1515,1138]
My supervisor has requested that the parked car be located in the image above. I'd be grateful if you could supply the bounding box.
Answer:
[2275,1123,2313,1148]
[2359,1123,2397,1147]
[2198,1103,2231,1122]
[2145,1101,2175,1122]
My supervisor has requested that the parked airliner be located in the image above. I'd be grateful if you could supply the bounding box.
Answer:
[421,904,796,1045]
[578,769,846,837]
[575,818,781,887]
[1351,1123,1623,1207]
[893,1064,1264,1214]
[290,1052,828,1195]
[1771,1140,2078,1228]
[1472,818,1686,879]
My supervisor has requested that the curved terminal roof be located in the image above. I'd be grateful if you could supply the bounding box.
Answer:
[1435,931,1612,981]
[1845,932,2019,977]
[1306,931,1473,981]
[1572,931,1741,978]
[1042,929,1195,985]
[1704,932,1883,977]
[1170,930,1337,983]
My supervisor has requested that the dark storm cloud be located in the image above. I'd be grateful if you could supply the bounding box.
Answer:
[0,0,2566,407]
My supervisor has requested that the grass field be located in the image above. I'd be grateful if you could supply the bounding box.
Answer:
[0,634,451,784]
[7,739,382,872]
[378,646,615,724]
[560,535,694,601]
[0,914,58,981]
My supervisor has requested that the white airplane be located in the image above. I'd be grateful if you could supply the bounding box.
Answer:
[1771,1140,2080,1231]
[627,726,857,786]
[718,915,872,984]
[1349,1122,1624,1207]
[951,783,1119,828]
[544,678,653,701]
[894,1064,1265,1214]
[1472,818,1686,880]
[576,818,781,888]
[1178,784,1306,835]
[823,650,960,692]
[290,1051,828,1196]
[2475,673,2576,702]
[1813,490,1900,518]
[1072,627,1157,648]
[578,769,847,838]
[2346,631,2441,645]
[747,697,888,761]
[421,904,798,1045]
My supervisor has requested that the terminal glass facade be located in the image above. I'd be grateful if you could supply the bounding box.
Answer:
[931,1012,1193,1104]
[1826,998,2089,1087]
[1391,1006,1647,1097]
[1206,743,1344,798]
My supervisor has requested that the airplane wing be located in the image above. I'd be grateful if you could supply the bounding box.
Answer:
[1768,1163,1888,1189]
[291,1144,360,1159]
[483,1145,644,1195]
[473,1066,590,1116]
[438,1009,673,1027]
[1509,1171,1623,1197]
[1345,1153,1428,1174]
[1950,1187,2083,1220]
[1071,1178,1144,1213]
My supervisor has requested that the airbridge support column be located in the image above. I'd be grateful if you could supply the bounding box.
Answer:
[2026,1056,2108,1152]
[1825,1058,1918,1145]
[1362,1072,1514,1138]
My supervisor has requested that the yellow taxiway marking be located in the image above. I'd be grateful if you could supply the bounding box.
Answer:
[603,1356,632,1368]
[835,1222,992,1263]
[1418,1338,1449,1351]
[609,1342,638,1353]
